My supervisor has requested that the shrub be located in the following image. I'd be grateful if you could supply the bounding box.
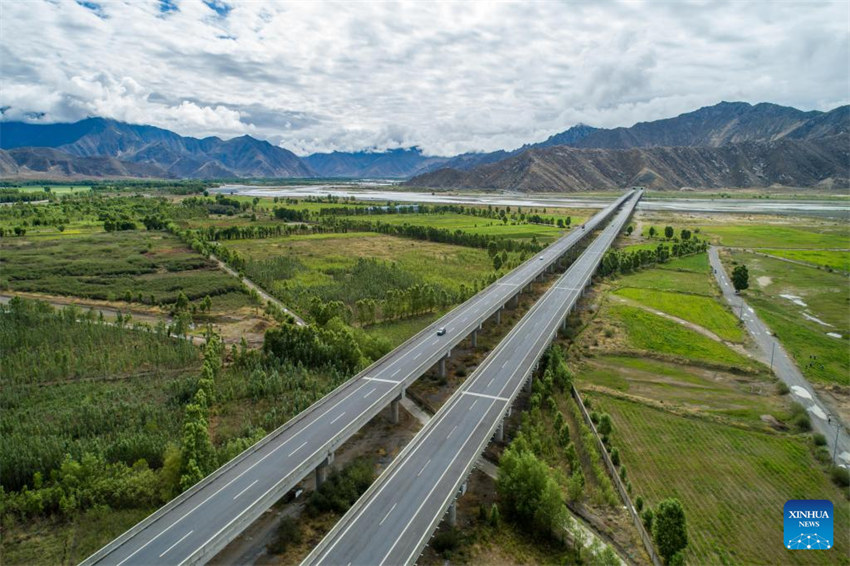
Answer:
[813,433,828,446]
[611,448,621,467]
[431,527,462,557]
[830,466,850,488]
[267,516,302,554]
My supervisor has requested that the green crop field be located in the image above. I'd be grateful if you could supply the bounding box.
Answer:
[759,249,850,272]
[594,394,849,566]
[340,212,575,242]
[0,230,249,307]
[660,252,711,273]
[612,287,744,342]
[606,304,757,370]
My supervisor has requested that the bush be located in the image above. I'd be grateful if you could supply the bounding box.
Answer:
[635,496,644,512]
[267,516,302,554]
[306,458,374,516]
[431,526,462,557]
[830,466,850,488]
[813,433,828,446]
[611,448,621,467]
[776,381,790,395]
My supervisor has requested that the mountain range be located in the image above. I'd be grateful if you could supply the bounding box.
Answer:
[0,101,847,190]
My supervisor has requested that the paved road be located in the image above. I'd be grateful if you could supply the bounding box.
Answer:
[83,192,637,566]
[708,247,850,467]
[210,253,308,327]
[304,192,641,566]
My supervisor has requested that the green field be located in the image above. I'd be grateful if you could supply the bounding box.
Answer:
[700,224,848,249]
[0,230,249,307]
[608,264,715,296]
[6,185,92,194]
[578,355,789,427]
[760,248,850,272]
[229,232,495,318]
[358,312,442,348]
[340,211,586,243]
[595,394,849,566]
[613,287,744,342]
[730,252,849,385]
[606,304,757,370]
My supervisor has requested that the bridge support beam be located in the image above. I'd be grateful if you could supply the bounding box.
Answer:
[495,420,504,443]
[315,452,334,489]
[470,328,478,348]
[448,501,457,527]
[495,307,502,325]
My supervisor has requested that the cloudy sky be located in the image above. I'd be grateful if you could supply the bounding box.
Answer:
[1,0,847,155]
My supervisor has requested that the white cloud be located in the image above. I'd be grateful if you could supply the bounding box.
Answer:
[1,0,847,155]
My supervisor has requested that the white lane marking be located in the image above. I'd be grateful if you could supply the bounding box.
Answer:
[379,503,398,527]
[500,360,509,369]
[447,425,458,439]
[114,378,375,566]
[232,480,258,500]
[330,412,346,425]
[391,368,401,377]
[469,399,478,411]
[159,530,193,558]
[364,376,401,385]
[487,377,495,388]
[417,459,432,477]
[413,352,422,360]
[311,199,636,563]
[287,441,308,457]
[364,387,377,398]
[463,391,510,402]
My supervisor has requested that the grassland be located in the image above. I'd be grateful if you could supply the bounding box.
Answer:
[594,394,849,565]
[699,224,848,249]
[729,251,849,386]
[759,248,850,272]
[608,263,715,295]
[577,355,789,427]
[340,212,579,243]
[605,304,756,369]
[613,287,744,342]
[229,232,496,333]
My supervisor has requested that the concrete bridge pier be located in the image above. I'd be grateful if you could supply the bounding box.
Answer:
[495,420,505,443]
[315,451,335,489]
[439,351,451,378]
[495,307,502,325]
[390,390,405,424]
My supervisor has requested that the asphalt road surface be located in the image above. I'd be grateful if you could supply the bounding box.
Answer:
[708,247,850,468]
[304,192,641,566]
[82,191,637,566]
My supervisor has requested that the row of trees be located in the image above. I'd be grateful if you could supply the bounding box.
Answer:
[597,238,709,278]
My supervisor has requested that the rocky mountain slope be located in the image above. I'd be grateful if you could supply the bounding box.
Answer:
[0,118,313,178]
[407,134,849,192]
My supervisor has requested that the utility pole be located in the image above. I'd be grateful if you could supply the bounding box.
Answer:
[827,414,840,466]
[770,341,776,371]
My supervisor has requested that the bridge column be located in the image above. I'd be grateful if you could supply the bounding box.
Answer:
[390,390,404,424]
[439,351,451,378]
[470,329,478,348]
[510,294,519,308]
[448,501,457,526]
[525,374,533,393]
[495,307,502,325]
[495,420,504,443]
[315,452,334,489]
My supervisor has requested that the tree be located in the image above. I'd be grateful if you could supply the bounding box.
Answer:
[649,226,657,238]
[680,229,691,240]
[626,225,634,235]
[732,264,749,292]
[653,498,688,564]
[664,226,674,239]
[493,254,503,271]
